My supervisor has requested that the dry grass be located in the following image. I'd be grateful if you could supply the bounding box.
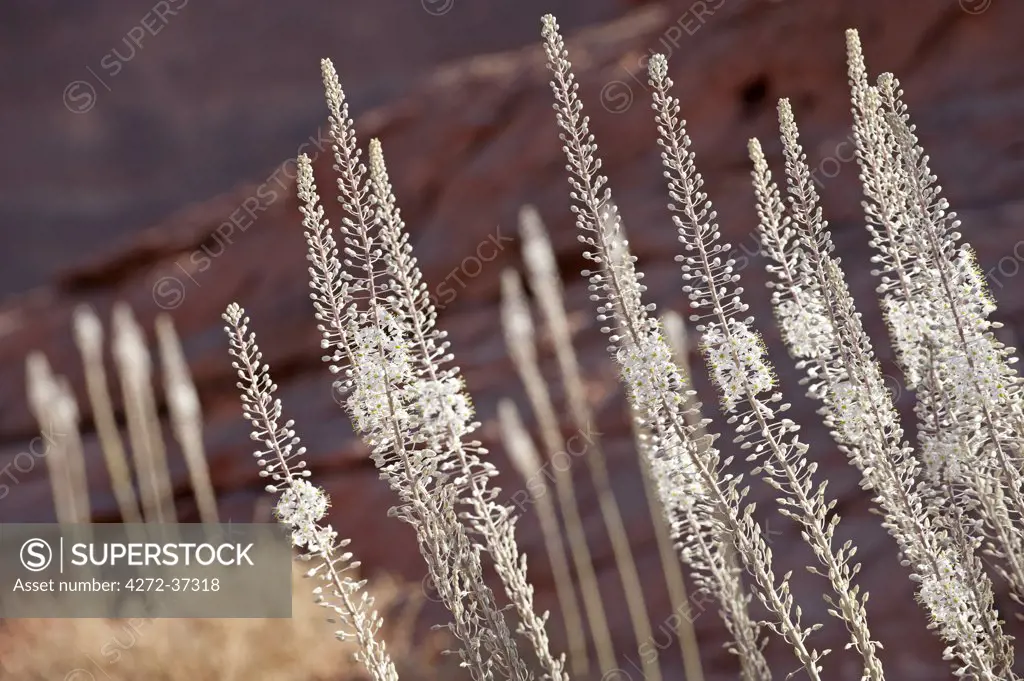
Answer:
[0,561,447,681]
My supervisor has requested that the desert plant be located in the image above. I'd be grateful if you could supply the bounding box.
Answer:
[497,397,590,677]
[29,303,221,530]
[204,13,1024,681]
[27,305,198,531]
[844,31,1024,612]
[651,53,885,677]
[507,205,706,681]
[500,266,617,677]
[281,58,564,681]
[156,313,219,525]
[540,10,1024,680]
[15,302,429,681]
[747,99,1014,678]
[545,15,815,678]
[224,304,400,681]
[111,303,176,525]
[73,305,143,524]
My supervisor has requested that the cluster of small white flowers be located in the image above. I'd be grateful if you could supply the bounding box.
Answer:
[777,295,833,359]
[275,478,338,552]
[939,342,1008,406]
[893,296,1007,413]
[403,376,473,440]
[828,381,873,446]
[881,299,931,387]
[346,307,414,435]
[701,320,774,411]
[953,246,997,320]
[276,477,330,523]
[918,431,965,485]
[917,550,974,635]
[616,327,684,418]
[888,292,1008,420]
[648,433,703,511]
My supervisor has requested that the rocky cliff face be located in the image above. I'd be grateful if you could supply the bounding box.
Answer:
[2,1,1024,679]
[0,0,620,296]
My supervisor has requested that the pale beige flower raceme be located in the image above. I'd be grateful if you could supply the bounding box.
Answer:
[648,53,883,680]
[297,58,561,681]
[223,46,577,681]
[748,100,1014,679]
[223,304,398,681]
[846,30,1024,618]
[296,65,535,681]
[543,11,1024,681]
[543,15,782,681]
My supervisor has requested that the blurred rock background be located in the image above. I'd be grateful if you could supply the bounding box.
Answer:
[2,0,1023,679]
